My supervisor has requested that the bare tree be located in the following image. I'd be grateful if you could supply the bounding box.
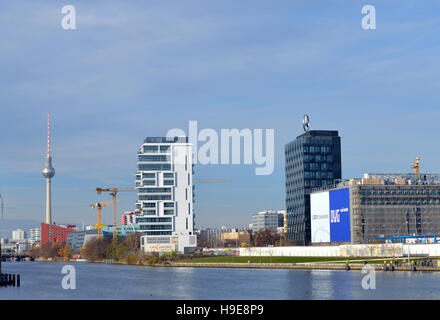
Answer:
[253,229,280,247]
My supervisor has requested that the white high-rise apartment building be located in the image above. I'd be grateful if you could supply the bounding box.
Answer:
[12,229,25,241]
[136,137,196,254]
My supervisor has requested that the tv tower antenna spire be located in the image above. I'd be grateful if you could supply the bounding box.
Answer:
[42,113,55,225]
[47,112,50,157]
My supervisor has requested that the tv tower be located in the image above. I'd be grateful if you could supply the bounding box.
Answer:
[42,113,55,225]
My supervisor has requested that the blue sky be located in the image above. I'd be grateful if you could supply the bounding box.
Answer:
[1,0,440,231]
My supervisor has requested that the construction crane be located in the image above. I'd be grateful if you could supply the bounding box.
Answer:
[411,157,421,174]
[95,180,229,241]
[95,188,136,241]
[90,200,120,239]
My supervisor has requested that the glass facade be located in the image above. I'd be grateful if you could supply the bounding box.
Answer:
[285,130,341,244]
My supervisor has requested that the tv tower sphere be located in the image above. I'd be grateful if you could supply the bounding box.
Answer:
[42,157,55,178]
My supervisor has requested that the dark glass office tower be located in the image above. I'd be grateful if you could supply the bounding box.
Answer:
[285,131,342,245]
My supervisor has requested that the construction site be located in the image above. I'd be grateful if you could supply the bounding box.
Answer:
[310,158,440,245]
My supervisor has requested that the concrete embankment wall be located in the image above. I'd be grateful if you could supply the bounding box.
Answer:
[167,262,438,272]
[403,244,440,257]
[239,243,440,258]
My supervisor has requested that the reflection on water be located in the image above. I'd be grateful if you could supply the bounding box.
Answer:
[1,261,440,300]
[310,270,336,300]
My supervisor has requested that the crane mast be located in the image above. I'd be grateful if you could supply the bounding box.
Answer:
[90,200,119,238]
[95,187,136,241]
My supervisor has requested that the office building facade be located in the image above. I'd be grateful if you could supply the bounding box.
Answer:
[252,210,284,232]
[135,137,196,254]
[285,130,341,245]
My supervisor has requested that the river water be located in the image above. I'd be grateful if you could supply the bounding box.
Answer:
[1,261,440,299]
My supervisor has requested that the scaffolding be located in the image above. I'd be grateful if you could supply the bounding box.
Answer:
[351,181,440,243]
[312,173,440,244]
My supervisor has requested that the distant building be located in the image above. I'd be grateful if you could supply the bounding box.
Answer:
[121,211,136,226]
[197,227,248,248]
[28,228,41,248]
[277,210,287,228]
[285,129,342,245]
[221,230,251,245]
[15,241,28,254]
[12,229,25,241]
[252,210,283,232]
[67,229,99,253]
[310,173,440,244]
[41,223,77,245]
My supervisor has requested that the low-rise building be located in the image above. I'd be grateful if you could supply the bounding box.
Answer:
[141,235,179,253]
[67,229,99,253]
[102,224,139,239]
[221,230,251,245]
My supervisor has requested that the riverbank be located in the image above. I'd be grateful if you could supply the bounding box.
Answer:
[30,256,440,272]
[164,261,440,272]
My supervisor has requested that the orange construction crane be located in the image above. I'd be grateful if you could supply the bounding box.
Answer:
[411,157,421,174]
[95,187,136,241]
[90,200,119,239]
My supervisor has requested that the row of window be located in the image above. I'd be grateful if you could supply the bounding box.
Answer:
[305,163,333,171]
[304,146,332,154]
[361,198,440,205]
[143,145,170,153]
[304,171,334,179]
[139,224,173,230]
[138,164,171,171]
[360,189,440,196]
[140,209,156,215]
[304,179,333,187]
[138,188,171,193]
[303,155,333,162]
[139,195,172,201]
[143,231,172,235]
[137,202,175,208]
[137,217,172,223]
[138,155,170,162]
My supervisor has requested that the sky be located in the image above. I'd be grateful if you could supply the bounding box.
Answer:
[1,0,440,232]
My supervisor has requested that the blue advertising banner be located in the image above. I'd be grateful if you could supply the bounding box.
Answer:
[329,188,350,242]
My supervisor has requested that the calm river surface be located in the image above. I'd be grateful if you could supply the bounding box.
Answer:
[1,261,440,299]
